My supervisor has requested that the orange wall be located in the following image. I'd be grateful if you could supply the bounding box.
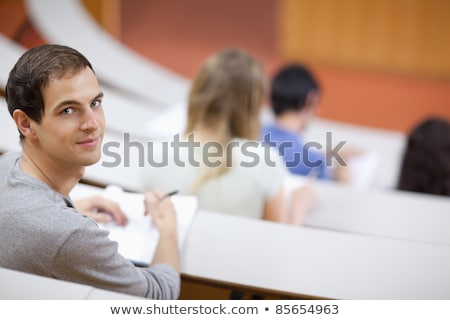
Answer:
[278,0,450,79]
[81,0,121,39]
[277,0,450,132]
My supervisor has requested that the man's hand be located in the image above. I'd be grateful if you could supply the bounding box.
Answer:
[74,196,128,226]
[143,191,177,233]
[143,190,179,272]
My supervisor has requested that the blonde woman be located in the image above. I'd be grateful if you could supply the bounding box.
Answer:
[142,49,312,224]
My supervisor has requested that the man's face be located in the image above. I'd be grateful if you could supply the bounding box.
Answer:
[34,67,105,168]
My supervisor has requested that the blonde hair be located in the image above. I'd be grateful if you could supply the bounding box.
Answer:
[185,48,266,192]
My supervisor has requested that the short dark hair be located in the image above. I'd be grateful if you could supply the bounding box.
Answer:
[397,117,450,196]
[5,44,94,139]
[270,64,320,116]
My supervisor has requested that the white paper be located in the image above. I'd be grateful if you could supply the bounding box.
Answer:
[347,151,380,189]
[71,184,198,265]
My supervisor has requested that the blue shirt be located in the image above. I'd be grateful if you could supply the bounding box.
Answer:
[261,124,332,179]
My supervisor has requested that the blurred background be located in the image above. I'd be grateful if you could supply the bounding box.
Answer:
[1,0,449,133]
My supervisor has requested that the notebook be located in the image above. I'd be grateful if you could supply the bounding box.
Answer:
[70,184,198,265]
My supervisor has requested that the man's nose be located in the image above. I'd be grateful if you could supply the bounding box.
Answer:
[80,108,99,132]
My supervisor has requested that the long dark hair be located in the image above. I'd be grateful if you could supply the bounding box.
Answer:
[397,117,450,196]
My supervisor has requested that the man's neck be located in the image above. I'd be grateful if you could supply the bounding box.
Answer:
[275,111,307,133]
[20,146,84,197]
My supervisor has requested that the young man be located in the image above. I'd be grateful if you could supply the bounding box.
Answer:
[262,64,354,182]
[0,44,180,299]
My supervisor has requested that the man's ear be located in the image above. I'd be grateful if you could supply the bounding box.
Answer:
[12,109,38,140]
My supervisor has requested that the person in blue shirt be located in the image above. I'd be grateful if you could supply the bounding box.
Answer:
[262,64,353,182]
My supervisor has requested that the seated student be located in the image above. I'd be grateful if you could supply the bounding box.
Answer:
[0,44,179,299]
[262,64,358,182]
[397,117,450,196]
[142,49,313,225]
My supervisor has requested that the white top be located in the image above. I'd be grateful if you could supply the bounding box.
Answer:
[141,138,288,219]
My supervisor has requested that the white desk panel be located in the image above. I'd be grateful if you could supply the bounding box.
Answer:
[182,210,450,299]
[0,98,21,153]
[295,178,450,245]
[0,267,141,299]
[86,288,140,300]
[0,267,92,299]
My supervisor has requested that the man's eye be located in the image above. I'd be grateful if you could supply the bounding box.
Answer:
[61,107,74,115]
[91,100,101,108]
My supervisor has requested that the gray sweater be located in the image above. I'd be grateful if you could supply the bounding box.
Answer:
[0,152,180,299]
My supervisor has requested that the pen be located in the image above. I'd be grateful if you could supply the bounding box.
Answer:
[161,190,179,200]
[144,190,179,217]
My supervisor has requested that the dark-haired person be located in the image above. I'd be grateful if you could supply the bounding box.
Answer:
[398,117,450,196]
[262,64,358,182]
[0,44,180,299]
